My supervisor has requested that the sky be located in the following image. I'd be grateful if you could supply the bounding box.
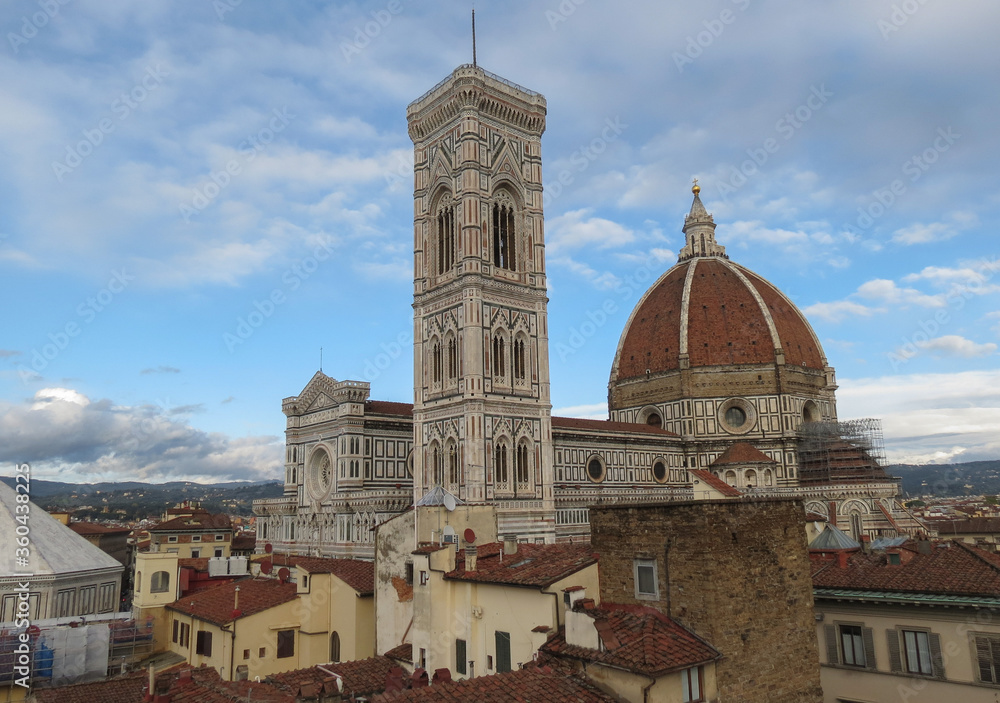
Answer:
[1,0,999,484]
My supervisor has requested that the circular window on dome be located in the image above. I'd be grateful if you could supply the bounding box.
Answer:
[586,455,606,483]
[652,460,667,484]
[718,398,755,434]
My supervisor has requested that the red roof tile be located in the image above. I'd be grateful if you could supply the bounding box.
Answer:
[270,657,397,697]
[372,664,617,702]
[385,642,413,663]
[68,522,129,536]
[178,557,211,571]
[150,513,232,532]
[711,442,775,466]
[935,518,1000,535]
[552,416,678,436]
[811,540,1000,597]
[294,557,375,595]
[445,542,598,588]
[689,469,742,497]
[366,400,414,416]
[232,533,257,550]
[167,577,298,625]
[542,603,720,676]
[30,671,147,703]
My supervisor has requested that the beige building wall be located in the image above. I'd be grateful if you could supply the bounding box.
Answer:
[295,569,374,663]
[581,661,719,703]
[817,603,1000,702]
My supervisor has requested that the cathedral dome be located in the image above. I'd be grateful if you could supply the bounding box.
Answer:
[610,188,827,386]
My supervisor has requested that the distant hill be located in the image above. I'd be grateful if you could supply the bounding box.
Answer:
[0,476,283,519]
[887,461,1000,497]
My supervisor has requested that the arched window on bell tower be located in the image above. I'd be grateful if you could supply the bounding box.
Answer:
[436,197,456,274]
[513,335,527,384]
[515,441,530,489]
[492,334,506,380]
[491,193,517,272]
[494,441,509,491]
[431,338,442,386]
[447,335,458,382]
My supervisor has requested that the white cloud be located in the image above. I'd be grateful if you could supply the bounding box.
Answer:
[802,300,881,323]
[552,403,608,420]
[856,279,946,308]
[892,222,958,245]
[547,209,635,254]
[915,335,997,358]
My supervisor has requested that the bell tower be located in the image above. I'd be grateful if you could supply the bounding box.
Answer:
[408,64,554,542]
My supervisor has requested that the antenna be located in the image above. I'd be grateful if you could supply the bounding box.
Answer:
[472,7,477,67]
[320,346,323,372]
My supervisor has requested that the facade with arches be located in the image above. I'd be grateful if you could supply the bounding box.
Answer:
[253,63,918,557]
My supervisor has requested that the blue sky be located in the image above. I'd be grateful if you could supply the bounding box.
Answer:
[2,0,999,483]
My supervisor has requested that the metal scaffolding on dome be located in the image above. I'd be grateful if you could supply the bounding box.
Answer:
[797,418,889,485]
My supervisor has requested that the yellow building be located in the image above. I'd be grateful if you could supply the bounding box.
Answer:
[407,540,599,679]
[813,538,1000,702]
[147,510,233,559]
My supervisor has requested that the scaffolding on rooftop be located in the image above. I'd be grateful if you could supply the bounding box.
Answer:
[797,418,890,485]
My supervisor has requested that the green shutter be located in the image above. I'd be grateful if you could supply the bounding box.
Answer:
[887,630,903,673]
[456,639,467,675]
[862,627,877,670]
[929,633,944,679]
[495,631,511,673]
[824,625,839,665]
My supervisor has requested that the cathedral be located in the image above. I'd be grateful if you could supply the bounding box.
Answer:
[252,62,920,557]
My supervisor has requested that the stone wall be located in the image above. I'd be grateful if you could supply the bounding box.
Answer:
[590,498,823,703]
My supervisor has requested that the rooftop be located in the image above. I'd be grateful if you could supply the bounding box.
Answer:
[294,557,375,595]
[270,656,398,698]
[445,542,598,588]
[150,512,232,532]
[373,664,615,703]
[689,469,742,497]
[167,577,298,625]
[711,442,776,466]
[811,539,1000,598]
[552,416,678,436]
[542,603,720,676]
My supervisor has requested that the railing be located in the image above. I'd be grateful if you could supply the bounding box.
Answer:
[410,63,540,106]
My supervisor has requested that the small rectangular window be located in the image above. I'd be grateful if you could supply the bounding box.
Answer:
[259,647,266,658]
[903,630,933,675]
[840,625,866,667]
[420,570,428,586]
[168,536,178,543]
[681,666,703,702]
[495,631,511,673]
[277,630,295,659]
[172,620,179,644]
[405,562,414,585]
[243,649,250,660]
[193,535,201,542]
[456,639,467,675]
[196,631,213,657]
[634,558,658,600]
[191,549,200,559]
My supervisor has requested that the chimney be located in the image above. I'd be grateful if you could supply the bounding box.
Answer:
[178,668,192,687]
[145,664,155,702]
[503,537,518,556]
[837,551,850,569]
[465,545,477,572]
[917,537,932,555]
[861,535,871,554]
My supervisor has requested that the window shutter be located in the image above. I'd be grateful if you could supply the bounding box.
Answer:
[456,639,467,675]
[975,636,995,682]
[862,627,877,670]
[824,625,839,665]
[929,633,945,680]
[887,629,903,673]
[495,631,511,673]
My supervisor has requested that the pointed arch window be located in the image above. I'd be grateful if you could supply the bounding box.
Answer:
[494,443,509,490]
[437,198,456,274]
[492,335,506,379]
[431,444,442,486]
[513,337,526,382]
[447,336,458,380]
[515,442,530,488]
[448,442,460,487]
[492,198,516,272]
[432,339,442,385]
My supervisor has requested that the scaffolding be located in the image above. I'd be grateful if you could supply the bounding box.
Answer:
[797,418,889,485]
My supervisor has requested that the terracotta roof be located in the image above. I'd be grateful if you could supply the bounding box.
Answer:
[552,416,678,436]
[541,603,720,676]
[689,469,742,497]
[613,258,825,382]
[167,577,298,625]
[31,666,292,703]
[385,642,413,663]
[68,521,129,536]
[366,400,414,416]
[811,540,1000,597]
[372,664,617,702]
[295,557,375,595]
[150,513,232,532]
[178,557,211,571]
[270,657,397,697]
[445,542,598,588]
[711,442,775,466]
[232,533,257,550]
[935,518,1000,535]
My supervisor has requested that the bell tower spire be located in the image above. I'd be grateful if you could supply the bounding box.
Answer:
[678,179,727,261]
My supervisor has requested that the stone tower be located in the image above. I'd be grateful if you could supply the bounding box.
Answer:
[407,64,555,542]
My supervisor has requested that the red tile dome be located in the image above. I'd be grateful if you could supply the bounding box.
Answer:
[611,256,827,382]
